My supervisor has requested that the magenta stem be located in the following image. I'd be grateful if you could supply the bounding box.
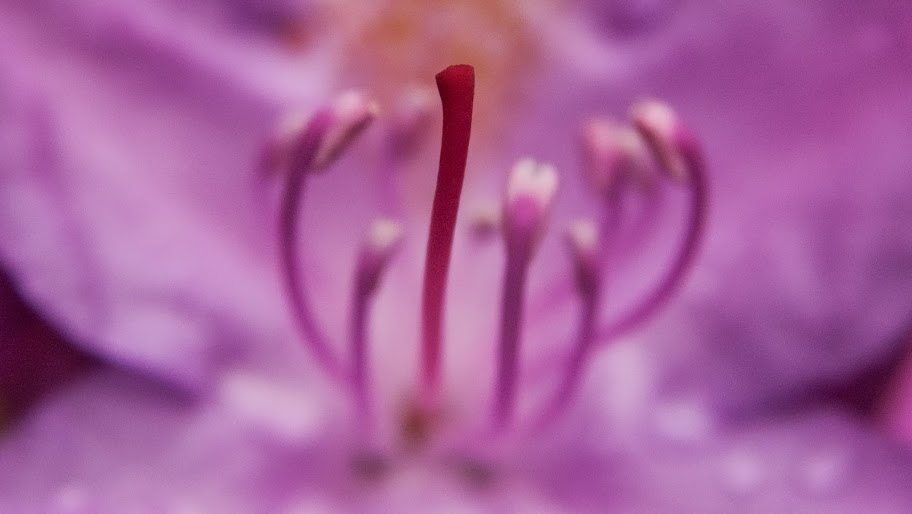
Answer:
[279,110,344,379]
[350,280,371,418]
[618,187,662,259]
[420,65,475,399]
[377,157,403,218]
[597,194,623,260]
[493,241,534,428]
[593,195,623,307]
[535,280,600,428]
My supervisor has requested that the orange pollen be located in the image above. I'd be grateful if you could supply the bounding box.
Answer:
[330,0,545,128]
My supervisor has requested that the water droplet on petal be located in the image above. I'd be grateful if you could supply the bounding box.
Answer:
[218,371,327,445]
[719,449,765,497]
[652,396,715,444]
[170,499,205,514]
[284,495,335,514]
[53,484,88,513]
[800,449,850,496]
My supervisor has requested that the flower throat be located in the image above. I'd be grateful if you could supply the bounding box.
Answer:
[269,64,707,441]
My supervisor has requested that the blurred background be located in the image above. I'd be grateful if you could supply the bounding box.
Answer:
[1,0,912,511]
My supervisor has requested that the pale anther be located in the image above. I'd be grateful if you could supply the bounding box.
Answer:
[313,90,380,171]
[630,100,690,181]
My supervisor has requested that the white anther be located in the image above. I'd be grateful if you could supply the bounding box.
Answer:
[503,158,559,252]
[399,85,436,115]
[313,90,379,171]
[582,118,653,195]
[632,100,677,143]
[366,219,404,255]
[260,110,309,175]
[630,99,690,181]
[277,111,309,142]
[507,158,559,209]
[565,219,598,257]
[359,219,403,292]
[565,219,599,294]
[389,85,437,159]
[469,206,501,240]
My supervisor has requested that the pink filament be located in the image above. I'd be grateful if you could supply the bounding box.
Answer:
[279,110,344,379]
[493,233,535,427]
[536,277,600,427]
[538,143,706,426]
[420,65,475,399]
[597,149,707,341]
[351,244,400,420]
[350,276,372,419]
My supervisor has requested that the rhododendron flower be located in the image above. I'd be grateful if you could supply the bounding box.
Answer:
[0,270,96,430]
[2,1,912,512]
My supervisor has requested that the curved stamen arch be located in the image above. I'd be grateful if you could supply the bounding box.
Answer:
[271,67,706,443]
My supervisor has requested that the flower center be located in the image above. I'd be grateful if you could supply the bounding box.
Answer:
[329,0,541,129]
[266,65,707,451]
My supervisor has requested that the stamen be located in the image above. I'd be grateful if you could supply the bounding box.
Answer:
[580,118,653,199]
[387,86,437,162]
[580,117,657,259]
[260,112,308,177]
[379,86,436,215]
[566,118,652,336]
[312,91,380,172]
[536,103,704,427]
[630,100,693,182]
[566,220,600,298]
[596,191,623,262]
[536,220,601,426]
[279,93,377,379]
[493,159,558,428]
[598,101,706,341]
[351,220,403,419]
[262,91,378,177]
[420,64,475,399]
[503,159,559,250]
[468,207,501,242]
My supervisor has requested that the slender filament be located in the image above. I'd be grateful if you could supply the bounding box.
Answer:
[350,277,372,418]
[493,238,535,428]
[536,277,600,427]
[539,145,705,425]
[279,110,344,379]
[598,150,707,341]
